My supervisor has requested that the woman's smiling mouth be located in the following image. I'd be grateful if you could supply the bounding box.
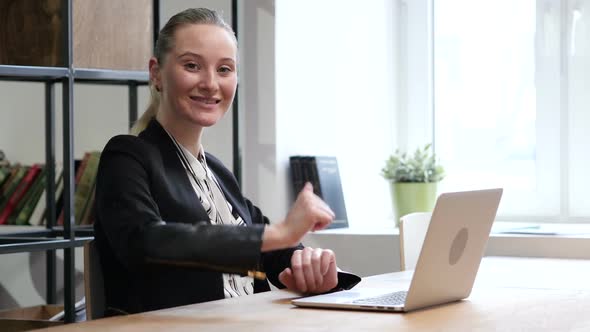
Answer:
[190,96,221,108]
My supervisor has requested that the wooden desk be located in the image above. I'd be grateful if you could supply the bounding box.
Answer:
[38,257,590,331]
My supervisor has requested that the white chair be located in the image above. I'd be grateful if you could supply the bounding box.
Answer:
[398,212,432,271]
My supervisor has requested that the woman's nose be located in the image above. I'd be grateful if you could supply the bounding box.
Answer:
[197,69,217,91]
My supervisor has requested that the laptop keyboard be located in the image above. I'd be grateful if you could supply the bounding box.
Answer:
[352,291,407,306]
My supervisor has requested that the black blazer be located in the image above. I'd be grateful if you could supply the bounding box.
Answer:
[94,119,303,314]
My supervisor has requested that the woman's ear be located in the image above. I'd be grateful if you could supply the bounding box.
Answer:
[149,57,161,91]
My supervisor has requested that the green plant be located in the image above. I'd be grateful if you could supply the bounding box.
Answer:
[381,144,445,183]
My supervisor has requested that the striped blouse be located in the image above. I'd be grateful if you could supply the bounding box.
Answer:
[170,136,254,298]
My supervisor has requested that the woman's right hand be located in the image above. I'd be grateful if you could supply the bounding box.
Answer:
[262,182,335,252]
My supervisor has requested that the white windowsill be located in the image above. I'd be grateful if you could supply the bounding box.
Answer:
[308,221,590,260]
[314,221,590,238]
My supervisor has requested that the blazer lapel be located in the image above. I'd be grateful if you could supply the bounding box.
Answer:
[212,176,252,226]
[141,118,252,226]
[140,119,210,223]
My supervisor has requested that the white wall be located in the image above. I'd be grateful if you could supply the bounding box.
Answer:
[239,0,279,217]
[243,0,400,226]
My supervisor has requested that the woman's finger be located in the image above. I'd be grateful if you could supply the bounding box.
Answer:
[321,250,339,292]
[320,249,335,275]
[291,250,307,292]
[278,268,296,290]
[301,247,316,292]
[311,248,324,291]
[318,200,335,218]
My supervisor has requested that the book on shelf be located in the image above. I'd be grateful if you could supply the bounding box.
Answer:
[56,151,100,226]
[57,155,88,225]
[70,152,90,225]
[289,157,304,195]
[0,166,12,188]
[0,164,42,225]
[307,157,322,197]
[0,164,24,204]
[0,165,29,224]
[35,164,64,226]
[52,168,67,226]
[79,180,96,226]
[289,156,348,229]
[14,166,48,225]
[73,151,100,225]
[10,165,46,225]
[0,151,101,227]
[0,163,63,226]
[0,149,8,168]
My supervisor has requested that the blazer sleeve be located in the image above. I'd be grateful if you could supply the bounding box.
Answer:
[246,199,361,292]
[243,198,303,289]
[95,136,265,273]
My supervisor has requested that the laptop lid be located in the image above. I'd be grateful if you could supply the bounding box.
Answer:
[292,188,503,312]
[403,188,503,311]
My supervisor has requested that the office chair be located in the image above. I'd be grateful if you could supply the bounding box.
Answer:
[398,212,432,271]
[84,239,105,320]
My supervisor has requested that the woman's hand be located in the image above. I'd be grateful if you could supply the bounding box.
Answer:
[262,182,334,251]
[278,247,338,294]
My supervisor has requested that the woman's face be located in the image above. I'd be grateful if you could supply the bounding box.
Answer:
[155,24,237,128]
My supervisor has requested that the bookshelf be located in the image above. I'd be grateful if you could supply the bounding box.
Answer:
[0,0,158,323]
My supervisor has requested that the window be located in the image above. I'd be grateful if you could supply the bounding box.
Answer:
[428,0,590,222]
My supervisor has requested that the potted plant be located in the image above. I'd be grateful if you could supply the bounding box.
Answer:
[381,144,445,227]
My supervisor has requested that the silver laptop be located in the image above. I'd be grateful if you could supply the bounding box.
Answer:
[292,188,503,312]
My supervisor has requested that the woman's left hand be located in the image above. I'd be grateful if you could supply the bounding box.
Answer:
[278,247,338,294]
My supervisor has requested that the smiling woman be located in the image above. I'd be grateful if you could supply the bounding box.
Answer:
[130,8,238,137]
[93,8,360,316]
[152,23,238,145]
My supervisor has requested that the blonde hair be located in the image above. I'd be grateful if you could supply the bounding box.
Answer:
[130,8,236,135]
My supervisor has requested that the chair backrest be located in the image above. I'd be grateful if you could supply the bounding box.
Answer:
[84,239,105,320]
[399,212,432,271]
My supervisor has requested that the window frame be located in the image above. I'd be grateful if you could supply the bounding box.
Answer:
[401,0,589,223]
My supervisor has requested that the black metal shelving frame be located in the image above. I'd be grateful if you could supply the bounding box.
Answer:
[231,0,241,185]
[0,0,157,323]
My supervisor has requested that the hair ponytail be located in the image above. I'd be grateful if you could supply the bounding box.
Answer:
[130,84,159,135]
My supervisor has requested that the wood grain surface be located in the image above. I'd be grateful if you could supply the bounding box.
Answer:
[34,257,590,332]
[0,0,153,70]
[0,0,63,66]
[73,0,152,70]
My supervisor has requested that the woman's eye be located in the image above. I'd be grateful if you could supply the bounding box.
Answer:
[184,63,199,70]
[218,66,233,73]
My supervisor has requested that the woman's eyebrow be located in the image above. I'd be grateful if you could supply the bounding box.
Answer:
[176,52,235,64]
[177,51,203,59]
[219,57,236,64]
